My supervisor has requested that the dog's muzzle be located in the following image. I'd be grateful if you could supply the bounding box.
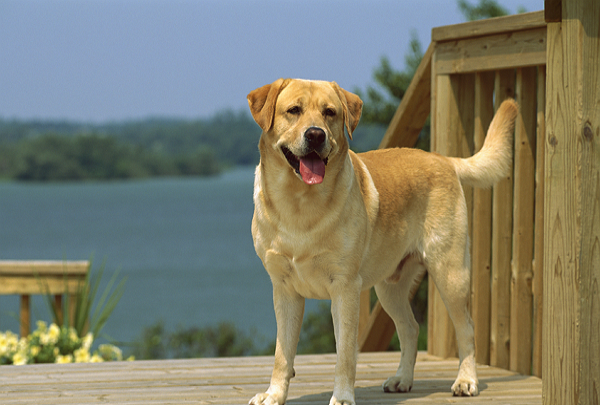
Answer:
[281,127,328,185]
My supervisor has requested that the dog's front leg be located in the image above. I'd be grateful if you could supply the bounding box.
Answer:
[250,283,305,405]
[329,279,361,405]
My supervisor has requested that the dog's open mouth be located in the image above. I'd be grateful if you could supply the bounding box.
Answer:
[281,146,328,185]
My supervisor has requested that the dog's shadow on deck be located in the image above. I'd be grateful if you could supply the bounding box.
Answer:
[287,377,538,404]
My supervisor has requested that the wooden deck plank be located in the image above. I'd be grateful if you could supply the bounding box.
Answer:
[0,352,541,404]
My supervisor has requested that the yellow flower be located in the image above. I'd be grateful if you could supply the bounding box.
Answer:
[99,344,122,361]
[74,348,90,363]
[36,320,48,333]
[40,332,51,346]
[45,323,60,345]
[55,354,73,364]
[6,331,18,350]
[0,334,8,356]
[30,345,41,357]
[12,351,28,366]
[17,337,28,352]
[82,333,94,351]
[90,354,104,363]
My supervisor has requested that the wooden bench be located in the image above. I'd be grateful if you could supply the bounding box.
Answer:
[0,260,90,337]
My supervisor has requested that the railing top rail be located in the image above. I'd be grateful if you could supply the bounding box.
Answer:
[0,260,89,276]
[432,10,545,43]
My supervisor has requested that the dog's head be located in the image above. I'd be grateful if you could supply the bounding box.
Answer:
[248,79,362,185]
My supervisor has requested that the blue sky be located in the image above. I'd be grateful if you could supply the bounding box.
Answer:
[0,0,543,122]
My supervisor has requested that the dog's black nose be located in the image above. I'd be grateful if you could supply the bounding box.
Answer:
[305,127,326,149]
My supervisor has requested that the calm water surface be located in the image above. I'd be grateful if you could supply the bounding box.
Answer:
[0,168,319,345]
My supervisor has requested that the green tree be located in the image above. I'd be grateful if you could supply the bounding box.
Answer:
[130,321,258,359]
[354,30,423,127]
[458,0,509,20]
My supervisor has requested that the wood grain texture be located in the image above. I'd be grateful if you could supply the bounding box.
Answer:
[0,352,542,405]
[0,261,89,276]
[544,1,600,403]
[510,67,537,375]
[432,11,546,42]
[435,27,546,75]
[532,65,545,379]
[0,261,90,336]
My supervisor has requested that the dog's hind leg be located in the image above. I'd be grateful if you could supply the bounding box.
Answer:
[375,255,426,393]
[426,240,479,396]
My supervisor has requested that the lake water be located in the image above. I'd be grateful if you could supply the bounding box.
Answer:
[0,167,320,347]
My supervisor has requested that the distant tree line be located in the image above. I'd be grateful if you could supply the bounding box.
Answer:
[0,133,221,181]
[0,109,385,182]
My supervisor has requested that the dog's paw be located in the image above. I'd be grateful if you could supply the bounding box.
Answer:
[329,394,355,405]
[382,375,413,393]
[451,377,479,396]
[249,392,281,405]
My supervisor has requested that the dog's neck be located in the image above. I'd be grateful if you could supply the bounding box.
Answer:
[255,151,355,226]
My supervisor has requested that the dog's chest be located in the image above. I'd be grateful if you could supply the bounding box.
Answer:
[255,223,356,300]
[274,252,334,300]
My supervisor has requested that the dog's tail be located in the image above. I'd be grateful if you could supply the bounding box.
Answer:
[451,99,519,188]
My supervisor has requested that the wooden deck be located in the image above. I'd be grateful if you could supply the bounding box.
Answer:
[1,351,541,404]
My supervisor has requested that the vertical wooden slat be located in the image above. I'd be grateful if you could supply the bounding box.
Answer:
[358,289,371,338]
[428,73,458,358]
[532,65,545,378]
[54,294,63,325]
[428,73,474,358]
[490,69,515,370]
[471,70,495,366]
[510,66,537,375]
[20,294,30,337]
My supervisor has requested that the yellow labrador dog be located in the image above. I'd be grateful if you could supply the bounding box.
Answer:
[247,78,518,405]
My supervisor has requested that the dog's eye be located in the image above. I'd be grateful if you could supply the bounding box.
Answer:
[287,106,301,115]
[323,108,336,117]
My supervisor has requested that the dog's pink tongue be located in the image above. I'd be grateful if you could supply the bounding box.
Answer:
[299,157,325,185]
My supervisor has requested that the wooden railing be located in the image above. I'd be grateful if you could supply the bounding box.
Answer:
[0,261,89,336]
[358,11,547,378]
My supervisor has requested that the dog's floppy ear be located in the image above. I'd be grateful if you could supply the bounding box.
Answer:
[247,78,290,132]
[332,82,363,139]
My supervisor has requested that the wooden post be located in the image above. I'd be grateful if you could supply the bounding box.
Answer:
[20,295,30,337]
[544,1,600,403]
[54,294,63,326]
